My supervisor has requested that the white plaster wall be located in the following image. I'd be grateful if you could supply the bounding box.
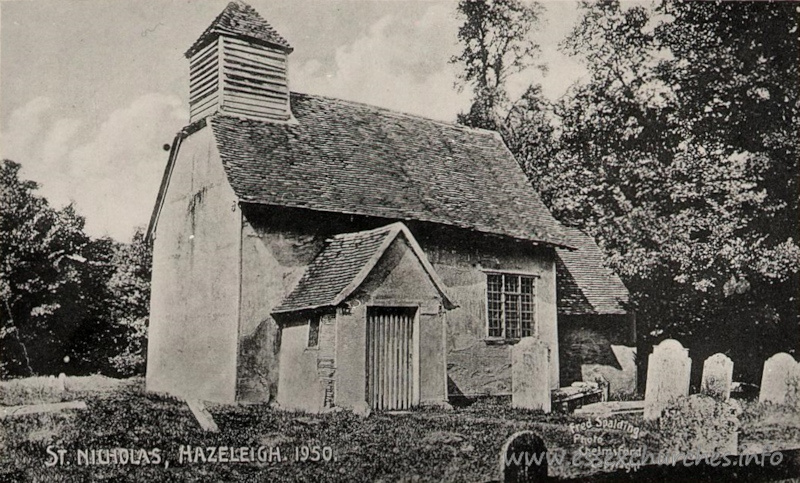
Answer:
[236,220,319,402]
[423,239,560,394]
[276,322,325,412]
[335,304,368,409]
[145,125,241,403]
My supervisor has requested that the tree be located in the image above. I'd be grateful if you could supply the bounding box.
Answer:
[654,0,799,375]
[1,159,90,376]
[500,84,558,193]
[107,227,152,376]
[0,159,152,378]
[655,0,799,291]
[451,0,545,130]
[553,0,799,382]
[657,1,799,240]
[450,0,560,200]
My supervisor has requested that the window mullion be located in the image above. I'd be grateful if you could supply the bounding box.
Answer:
[500,274,506,339]
[515,275,521,328]
[533,277,538,337]
[486,272,537,340]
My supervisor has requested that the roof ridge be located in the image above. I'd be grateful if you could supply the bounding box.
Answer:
[290,91,499,138]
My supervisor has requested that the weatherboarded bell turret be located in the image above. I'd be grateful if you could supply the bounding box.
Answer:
[185,1,293,123]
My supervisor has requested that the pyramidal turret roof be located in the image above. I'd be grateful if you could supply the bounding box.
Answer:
[185,1,293,58]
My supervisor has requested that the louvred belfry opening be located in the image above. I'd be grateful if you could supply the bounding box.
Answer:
[185,1,293,123]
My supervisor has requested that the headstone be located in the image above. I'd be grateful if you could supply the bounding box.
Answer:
[500,431,548,482]
[759,353,800,405]
[644,339,691,420]
[57,373,67,394]
[701,353,733,400]
[581,345,637,399]
[592,375,610,402]
[186,399,219,432]
[512,338,551,413]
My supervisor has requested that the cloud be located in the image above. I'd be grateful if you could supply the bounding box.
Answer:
[66,93,186,240]
[292,4,470,122]
[291,1,590,120]
[1,94,186,241]
[506,0,589,101]
[1,98,85,210]
[2,96,54,163]
[0,2,590,242]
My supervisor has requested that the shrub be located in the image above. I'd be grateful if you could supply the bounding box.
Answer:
[108,317,147,377]
[659,394,741,457]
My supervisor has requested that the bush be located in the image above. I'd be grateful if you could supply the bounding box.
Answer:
[0,377,64,405]
[108,317,147,377]
[659,394,741,457]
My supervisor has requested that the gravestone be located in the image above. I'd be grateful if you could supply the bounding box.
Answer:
[701,353,734,400]
[512,338,551,413]
[644,339,691,420]
[57,373,68,395]
[759,353,800,406]
[593,375,610,402]
[186,399,219,432]
[499,431,549,482]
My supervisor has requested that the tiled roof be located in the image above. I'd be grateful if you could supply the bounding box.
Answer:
[273,223,453,314]
[208,93,570,247]
[185,1,292,58]
[274,225,389,313]
[556,227,629,315]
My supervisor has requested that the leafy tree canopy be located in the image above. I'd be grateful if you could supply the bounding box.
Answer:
[452,0,799,380]
[554,0,798,375]
[1,159,150,377]
[451,0,545,130]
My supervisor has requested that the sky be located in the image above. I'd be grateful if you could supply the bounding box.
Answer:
[0,0,595,241]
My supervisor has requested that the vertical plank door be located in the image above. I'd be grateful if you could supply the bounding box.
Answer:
[367,307,415,410]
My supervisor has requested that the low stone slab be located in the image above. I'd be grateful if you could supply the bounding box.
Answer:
[186,399,219,432]
[551,382,604,413]
[0,400,87,419]
[573,400,645,417]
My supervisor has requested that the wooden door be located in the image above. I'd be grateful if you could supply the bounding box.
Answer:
[366,307,416,410]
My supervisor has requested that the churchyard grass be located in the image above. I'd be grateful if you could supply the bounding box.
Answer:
[1,377,799,482]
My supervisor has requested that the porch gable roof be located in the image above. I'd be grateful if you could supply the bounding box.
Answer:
[272,222,455,314]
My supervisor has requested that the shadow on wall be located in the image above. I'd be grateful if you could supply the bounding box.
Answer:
[447,375,476,407]
[236,319,279,403]
[447,343,513,398]
[559,315,636,398]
